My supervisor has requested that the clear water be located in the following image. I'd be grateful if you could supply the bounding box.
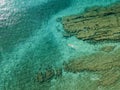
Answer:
[0,0,119,90]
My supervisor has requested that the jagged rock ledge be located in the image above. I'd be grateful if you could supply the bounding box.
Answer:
[61,3,120,42]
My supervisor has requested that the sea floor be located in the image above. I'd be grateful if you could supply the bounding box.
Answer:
[0,0,120,90]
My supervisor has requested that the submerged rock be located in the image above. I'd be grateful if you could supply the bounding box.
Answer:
[44,69,55,81]
[99,68,120,86]
[36,72,44,83]
[35,67,62,84]
[61,3,120,42]
[100,45,116,52]
[55,68,62,77]
[64,48,120,86]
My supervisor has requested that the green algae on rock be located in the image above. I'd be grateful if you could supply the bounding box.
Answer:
[100,45,116,52]
[61,3,120,42]
[99,67,120,86]
[64,48,120,86]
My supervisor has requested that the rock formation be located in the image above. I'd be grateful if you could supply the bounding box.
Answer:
[35,67,62,84]
[61,3,120,42]
[100,45,116,52]
[64,47,120,86]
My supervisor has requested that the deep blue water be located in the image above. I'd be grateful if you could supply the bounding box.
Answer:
[0,0,119,90]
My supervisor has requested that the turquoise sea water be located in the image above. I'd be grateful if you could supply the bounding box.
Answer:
[0,0,119,90]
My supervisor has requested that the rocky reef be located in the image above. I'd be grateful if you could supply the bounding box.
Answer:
[35,67,62,84]
[100,45,116,52]
[61,3,120,42]
[61,2,120,87]
[35,2,120,89]
[64,47,120,86]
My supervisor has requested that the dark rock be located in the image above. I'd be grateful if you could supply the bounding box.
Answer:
[55,68,62,77]
[36,72,44,83]
[44,69,55,81]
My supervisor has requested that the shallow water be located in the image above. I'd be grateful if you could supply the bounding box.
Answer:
[0,0,120,90]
